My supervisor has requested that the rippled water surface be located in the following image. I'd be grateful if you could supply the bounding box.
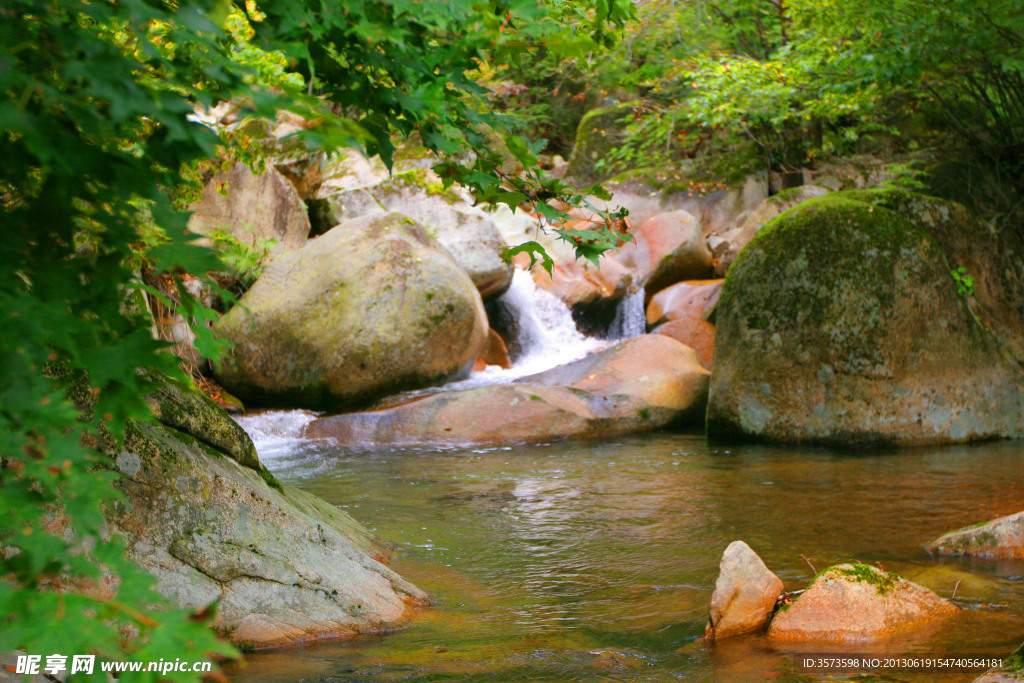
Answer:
[226,430,1024,682]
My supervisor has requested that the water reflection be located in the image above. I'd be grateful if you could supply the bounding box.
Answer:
[227,432,1024,682]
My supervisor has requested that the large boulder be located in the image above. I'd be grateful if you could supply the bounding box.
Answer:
[305,335,710,446]
[704,541,783,641]
[110,385,428,650]
[213,212,489,411]
[707,194,1024,446]
[842,188,1024,365]
[928,511,1024,559]
[314,170,513,300]
[616,210,714,296]
[768,564,957,642]
[188,162,310,259]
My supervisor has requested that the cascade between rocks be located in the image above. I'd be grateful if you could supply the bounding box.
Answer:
[236,266,648,453]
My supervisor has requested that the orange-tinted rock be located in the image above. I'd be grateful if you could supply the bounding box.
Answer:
[478,329,511,370]
[651,318,715,369]
[617,210,713,296]
[306,336,709,446]
[530,255,635,334]
[646,279,723,326]
[705,541,783,641]
[768,564,957,642]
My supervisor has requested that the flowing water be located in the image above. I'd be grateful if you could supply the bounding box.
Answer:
[226,432,1024,682]
[227,266,1024,682]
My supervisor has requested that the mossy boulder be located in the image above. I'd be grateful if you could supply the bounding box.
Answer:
[143,374,259,470]
[707,194,1024,446]
[840,187,1024,364]
[111,418,427,650]
[213,212,488,411]
[768,564,957,642]
[928,511,1024,559]
[565,102,641,186]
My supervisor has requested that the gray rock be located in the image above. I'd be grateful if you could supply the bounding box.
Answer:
[187,162,310,259]
[928,511,1024,559]
[366,171,514,300]
[111,418,428,650]
[704,541,783,640]
[213,212,489,411]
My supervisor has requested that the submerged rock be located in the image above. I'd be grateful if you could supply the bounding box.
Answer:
[973,643,1024,682]
[928,511,1024,559]
[110,384,428,650]
[213,212,488,411]
[704,541,783,641]
[768,564,957,642]
[707,194,1024,446]
[306,335,709,446]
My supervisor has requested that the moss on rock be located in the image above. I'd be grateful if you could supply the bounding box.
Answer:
[565,102,641,185]
[708,193,1024,445]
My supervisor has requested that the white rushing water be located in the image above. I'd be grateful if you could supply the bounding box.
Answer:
[233,409,322,464]
[605,285,647,340]
[443,268,608,390]
[235,266,645,456]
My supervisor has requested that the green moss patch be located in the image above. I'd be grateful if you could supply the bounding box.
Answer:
[825,563,902,595]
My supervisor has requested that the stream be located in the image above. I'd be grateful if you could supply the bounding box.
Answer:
[226,270,1024,682]
[225,432,1024,682]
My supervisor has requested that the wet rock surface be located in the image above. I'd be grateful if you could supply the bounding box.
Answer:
[704,541,783,640]
[929,511,1024,559]
[306,335,709,446]
[767,564,957,642]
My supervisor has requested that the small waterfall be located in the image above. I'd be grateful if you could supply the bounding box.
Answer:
[233,410,320,462]
[448,269,607,389]
[606,285,647,340]
[235,268,640,454]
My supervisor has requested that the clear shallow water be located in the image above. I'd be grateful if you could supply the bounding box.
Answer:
[227,431,1024,682]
